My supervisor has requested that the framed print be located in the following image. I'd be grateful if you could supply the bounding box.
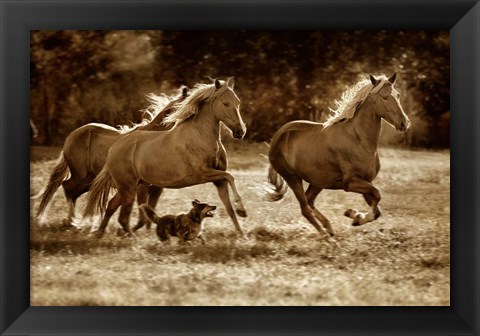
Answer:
[1,0,479,335]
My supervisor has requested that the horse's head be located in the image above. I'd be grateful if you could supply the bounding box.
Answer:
[369,73,410,133]
[212,77,246,139]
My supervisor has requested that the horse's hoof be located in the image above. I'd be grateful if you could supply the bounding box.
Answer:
[344,209,356,218]
[236,209,248,217]
[352,217,361,226]
[93,231,104,239]
[61,219,76,230]
[327,237,338,245]
[320,232,336,244]
[134,222,148,231]
[352,212,367,226]
[238,233,249,241]
[116,228,128,237]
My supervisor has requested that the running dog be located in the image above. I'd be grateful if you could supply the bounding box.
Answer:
[139,200,216,243]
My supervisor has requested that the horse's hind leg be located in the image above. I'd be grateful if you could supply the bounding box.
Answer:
[280,173,330,239]
[132,184,148,232]
[343,176,381,226]
[62,177,90,227]
[213,180,245,237]
[117,192,136,238]
[363,194,382,219]
[95,192,122,238]
[305,185,334,236]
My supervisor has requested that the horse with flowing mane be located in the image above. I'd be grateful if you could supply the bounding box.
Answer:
[84,77,248,238]
[265,73,410,240]
[35,86,189,228]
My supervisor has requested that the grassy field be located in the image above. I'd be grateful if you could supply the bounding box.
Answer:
[30,143,450,306]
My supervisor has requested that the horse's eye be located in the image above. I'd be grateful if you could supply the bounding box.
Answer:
[223,102,230,107]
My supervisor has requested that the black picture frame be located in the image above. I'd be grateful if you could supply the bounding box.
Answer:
[1,0,478,335]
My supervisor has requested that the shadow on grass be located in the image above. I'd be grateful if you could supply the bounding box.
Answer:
[31,225,133,255]
[142,225,338,264]
[143,237,277,264]
[188,242,276,263]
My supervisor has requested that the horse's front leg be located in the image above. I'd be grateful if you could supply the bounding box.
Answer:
[343,176,381,226]
[213,180,245,237]
[305,184,334,236]
[203,169,247,218]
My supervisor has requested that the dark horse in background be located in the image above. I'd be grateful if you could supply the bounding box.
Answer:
[265,73,410,240]
[35,86,189,229]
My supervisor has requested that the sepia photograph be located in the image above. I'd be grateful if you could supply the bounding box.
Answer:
[29,30,450,306]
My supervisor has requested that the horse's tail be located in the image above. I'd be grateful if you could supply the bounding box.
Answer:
[35,151,70,217]
[264,164,289,202]
[83,166,113,217]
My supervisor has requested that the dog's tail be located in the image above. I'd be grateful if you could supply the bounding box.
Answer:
[264,164,289,202]
[35,151,70,217]
[83,166,113,217]
[139,204,161,224]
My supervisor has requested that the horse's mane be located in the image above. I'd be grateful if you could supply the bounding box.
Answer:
[163,81,230,126]
[117,86,185,134]
[322,74,389,128]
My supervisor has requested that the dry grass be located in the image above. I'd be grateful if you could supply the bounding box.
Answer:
[30,143,450,306]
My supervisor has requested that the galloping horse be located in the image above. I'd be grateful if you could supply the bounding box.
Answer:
[36,86,189,228]
[84,77,247,238]
[265,73,410,239]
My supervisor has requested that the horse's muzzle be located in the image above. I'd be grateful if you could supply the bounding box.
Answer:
[398,120,410,133]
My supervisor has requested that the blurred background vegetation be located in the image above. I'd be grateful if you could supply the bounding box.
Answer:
[30,30,449,148]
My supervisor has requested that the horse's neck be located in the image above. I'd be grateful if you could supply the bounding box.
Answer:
[177,103,221,143]
[351,99,382,151]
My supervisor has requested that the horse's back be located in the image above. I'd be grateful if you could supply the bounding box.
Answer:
[270,120,322,154]
[269,120,347,188]
[106,131,162,180]
[65,123,119,143]
[63,123,122,177]
[274,120,322,135]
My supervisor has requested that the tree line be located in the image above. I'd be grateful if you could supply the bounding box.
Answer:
[31,30,449,147]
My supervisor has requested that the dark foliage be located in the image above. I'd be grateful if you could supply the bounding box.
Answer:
[30,30,449,147]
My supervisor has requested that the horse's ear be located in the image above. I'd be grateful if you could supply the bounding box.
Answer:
[215,79,222,90]
[388,72,397,84]
[182,86,189,97]
[369,74,379,87]
[226,77,235,89]
[204,76,215,83]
